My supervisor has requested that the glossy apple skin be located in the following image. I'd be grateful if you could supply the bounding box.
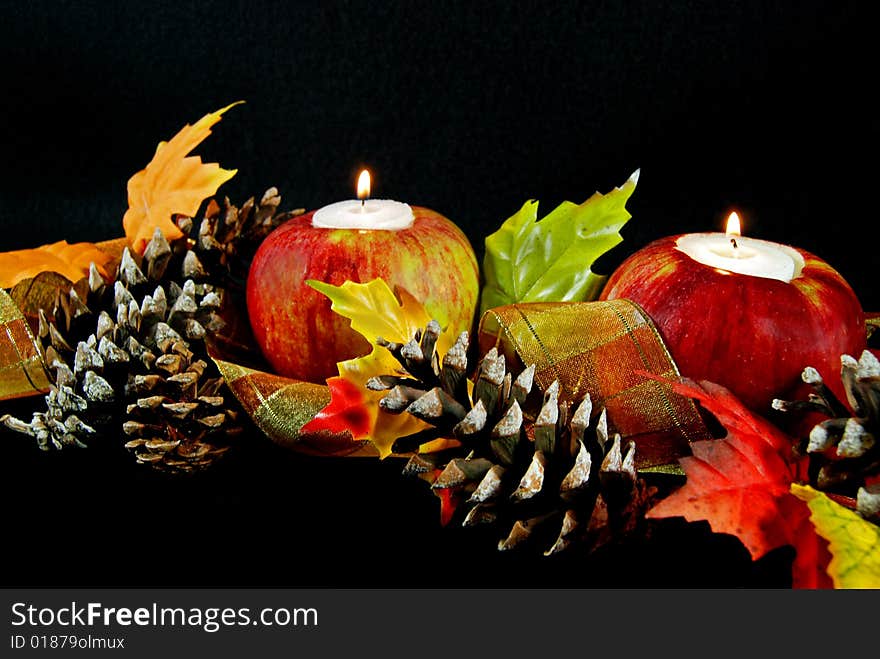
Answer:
[600,235,865,415]
[246,206,479,383]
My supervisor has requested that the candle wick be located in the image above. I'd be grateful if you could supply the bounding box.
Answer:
[730,237,738,250]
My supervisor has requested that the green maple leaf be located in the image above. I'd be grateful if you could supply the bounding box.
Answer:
[791,484,880,589]
[480,169,639,316]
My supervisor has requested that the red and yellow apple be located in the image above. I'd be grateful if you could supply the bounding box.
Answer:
[246,207,479,383]
[600,234,865,414]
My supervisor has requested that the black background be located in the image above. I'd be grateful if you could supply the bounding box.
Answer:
[1,1,876,587]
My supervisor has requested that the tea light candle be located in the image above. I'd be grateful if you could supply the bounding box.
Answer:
[674,212,805,282]
[312,170,414,230]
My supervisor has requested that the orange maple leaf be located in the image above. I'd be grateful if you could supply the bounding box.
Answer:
[0,240,113,289]
[122,102,241,254]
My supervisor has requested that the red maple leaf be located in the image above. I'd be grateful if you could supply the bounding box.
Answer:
[646,378,832,588]
[435,479,462,528]
[300,377,373,438]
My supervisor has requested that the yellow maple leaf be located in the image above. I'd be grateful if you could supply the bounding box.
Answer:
[123,102,242,254]
[0,240,113,289]
[791,483,880,589]
[307,278,457,458]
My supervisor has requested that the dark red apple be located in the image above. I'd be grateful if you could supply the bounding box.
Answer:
[246,207,479,383]
[600,235,865,414]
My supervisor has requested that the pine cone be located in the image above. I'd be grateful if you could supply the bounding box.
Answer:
[774,349,880,522]
[369,322,658,555]
[1,189,299,472]
[177,187,303,285]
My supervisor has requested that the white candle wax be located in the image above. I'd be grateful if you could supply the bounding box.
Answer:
[675,233,805,282]
[312,199,414,230]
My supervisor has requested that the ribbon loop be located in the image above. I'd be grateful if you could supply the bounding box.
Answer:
[478,299,710,469]
[0,288,52,400]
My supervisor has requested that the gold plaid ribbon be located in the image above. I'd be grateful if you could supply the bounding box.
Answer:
[478,299,711,469]
[0,288,52,400]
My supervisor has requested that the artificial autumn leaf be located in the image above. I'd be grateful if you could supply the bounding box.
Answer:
[123,102,241,254]
[0,240,113,289]
[792,484,880,588]
[480,169,639,316]
[866,313,879,341]
[646,378,832,588]
[301,377,372,438]
[306,278,456,458]
[307,278,452,352]
[436,482,464,527]
[662,378,799,459]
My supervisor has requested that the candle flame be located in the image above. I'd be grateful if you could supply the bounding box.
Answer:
[357,169,371,200]
[726,211,742,237]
